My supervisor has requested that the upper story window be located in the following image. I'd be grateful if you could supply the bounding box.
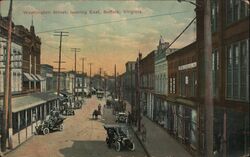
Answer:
[211,0,218,32]
[226,0,249,25]
[226,39,249,101]
[212,49,219,97]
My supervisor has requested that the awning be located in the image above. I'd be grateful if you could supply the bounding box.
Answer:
[30,74,39,81]
[36,74,45,81]
[0,92,59,113]
[23,73,34,81]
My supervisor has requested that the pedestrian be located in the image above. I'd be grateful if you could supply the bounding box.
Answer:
[141,123,147,143]
[127,111,132,125]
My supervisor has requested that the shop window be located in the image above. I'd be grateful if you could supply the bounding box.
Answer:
[12,113,18,134]
[173,77,176,94]
[169,77,173,94]
[226,39,249,101]
[212,49,219,97]
[227,0,249,25]
[19,111,26,130]
[211,0,218,32]
[27,109,31,126]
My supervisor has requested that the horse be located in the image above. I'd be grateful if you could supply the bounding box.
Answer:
[92,109,101,119]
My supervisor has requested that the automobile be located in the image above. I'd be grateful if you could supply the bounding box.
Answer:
[115,112,127,123]
[96,90,104,99]
[35,111,66,135]
[103,124,135,152]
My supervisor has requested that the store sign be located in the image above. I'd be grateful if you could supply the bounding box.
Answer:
[178,62,197,71]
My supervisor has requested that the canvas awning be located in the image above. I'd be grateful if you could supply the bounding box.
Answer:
[30,74,39,81]
[36,74,45,81]
[23,73,34,81]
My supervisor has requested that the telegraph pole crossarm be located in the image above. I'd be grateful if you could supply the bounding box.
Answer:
[54,31,69,96]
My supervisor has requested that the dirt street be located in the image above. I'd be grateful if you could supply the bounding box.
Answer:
[6,96,146,157]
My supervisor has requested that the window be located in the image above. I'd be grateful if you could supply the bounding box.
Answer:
[173,77,176,94]
[227,0,249,25]
[211,0,218,32]
[226,39,249,101]
[212,49,219,97]
[170,77,173,94]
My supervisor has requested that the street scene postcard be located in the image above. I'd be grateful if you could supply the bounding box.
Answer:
[0,0,249,157]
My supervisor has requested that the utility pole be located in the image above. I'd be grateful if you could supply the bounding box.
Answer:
[71,48,80,101]
[88,63,93,93]
[130,63,134,116]
[54,31,68,96]
[1,0,13,152]
[99,67,102,90]
[114,64,117,99]
[204,0,213,156]
[118,73,121,101]
[81,57,86,100]
[136,53,141,132]
[104,71,107,97]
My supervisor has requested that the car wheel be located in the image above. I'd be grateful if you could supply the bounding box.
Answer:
[59,124,64,131]
[115,141,121,152]
[128,142,135,151]
[43,128,49,135]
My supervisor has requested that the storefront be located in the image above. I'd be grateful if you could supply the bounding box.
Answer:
[0,92,59,149]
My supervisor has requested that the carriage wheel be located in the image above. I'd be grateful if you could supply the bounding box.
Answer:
[43,128,49,135]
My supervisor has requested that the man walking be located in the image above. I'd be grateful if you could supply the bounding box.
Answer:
[141,123,146,143]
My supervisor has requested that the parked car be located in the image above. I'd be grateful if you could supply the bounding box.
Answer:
[115,112,127,123]
[97,90,104,99]
[35,111,66,135]
[104,124,135,152]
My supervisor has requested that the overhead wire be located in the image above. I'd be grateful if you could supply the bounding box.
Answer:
[37,11,192,34]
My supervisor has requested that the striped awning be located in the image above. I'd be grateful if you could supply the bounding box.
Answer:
[23,73,34,81]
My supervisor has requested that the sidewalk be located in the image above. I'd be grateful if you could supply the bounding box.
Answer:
[132,116,192,157]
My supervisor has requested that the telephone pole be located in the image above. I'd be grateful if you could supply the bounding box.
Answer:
[99,67,102,90]
[204,0,213,156]
[81,57,86,99]
[88,63,93,93]
[54,31,68,96]
[104,71,107,97]
[1,0,13,152]
[114,64,117,99]
[71,48,80,101]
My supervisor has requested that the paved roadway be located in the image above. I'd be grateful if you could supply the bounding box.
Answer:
[6,96,146,157]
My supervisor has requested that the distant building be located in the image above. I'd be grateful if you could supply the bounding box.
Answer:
[40,64,53,92]
[139,51,155,119]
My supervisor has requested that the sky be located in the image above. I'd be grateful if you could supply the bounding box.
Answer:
[0,0,196,76]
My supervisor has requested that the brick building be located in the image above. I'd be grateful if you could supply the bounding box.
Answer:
[14,20,42,92]
[165,0,249,156]
[139,50,155,119]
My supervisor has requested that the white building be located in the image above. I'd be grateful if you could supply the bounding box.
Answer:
[154,36,177,123]
[0,37,22,94]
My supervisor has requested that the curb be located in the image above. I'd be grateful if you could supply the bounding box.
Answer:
[130,126,151,157]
